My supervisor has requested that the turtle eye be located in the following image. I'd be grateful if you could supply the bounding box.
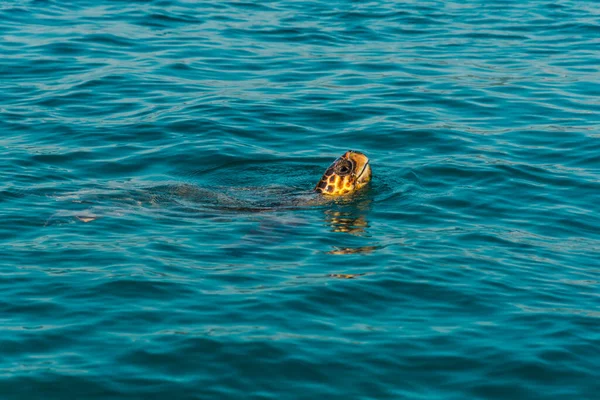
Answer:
[336,161,352,176]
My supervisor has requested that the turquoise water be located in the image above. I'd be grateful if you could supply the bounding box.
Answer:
[1,0,599,398]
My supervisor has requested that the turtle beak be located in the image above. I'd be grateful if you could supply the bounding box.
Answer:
[357,160,371,185]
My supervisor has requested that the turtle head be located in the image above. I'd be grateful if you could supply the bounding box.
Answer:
[315,150,372,196]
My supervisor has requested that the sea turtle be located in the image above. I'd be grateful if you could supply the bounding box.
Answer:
[40,151,376,277]
[45,150,372,225]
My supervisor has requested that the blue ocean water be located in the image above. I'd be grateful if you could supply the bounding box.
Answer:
[1,0,599,398]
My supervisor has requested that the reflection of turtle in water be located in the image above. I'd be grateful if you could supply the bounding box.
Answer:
[315,150,371,196]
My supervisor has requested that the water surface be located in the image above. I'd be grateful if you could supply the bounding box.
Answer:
[1,1,599,399]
